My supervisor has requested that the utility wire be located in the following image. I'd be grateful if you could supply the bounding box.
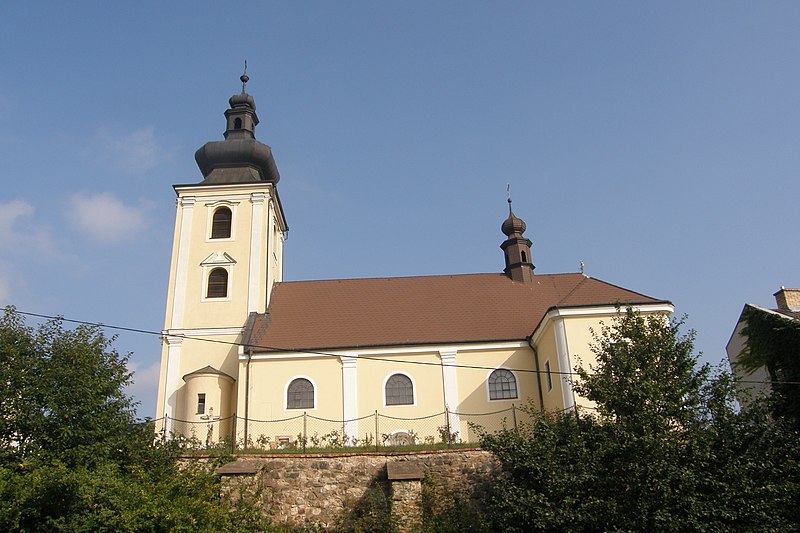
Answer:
[12,309,800,386]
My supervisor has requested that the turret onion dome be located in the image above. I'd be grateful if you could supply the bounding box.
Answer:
[194,72,280,184]
[501,198,527,237]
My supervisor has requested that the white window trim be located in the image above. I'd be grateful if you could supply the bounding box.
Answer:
[382,371,417,408]
[205,200,240,242]
[200,252,236,303]
[201,265,233,302]
[544,359,553,392]
[485,367,520,402]
[197,392,206,414]
[284,375,317,411]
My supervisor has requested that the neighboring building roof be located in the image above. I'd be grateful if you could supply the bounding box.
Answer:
[244,272,668,352]
[774,308,800,320]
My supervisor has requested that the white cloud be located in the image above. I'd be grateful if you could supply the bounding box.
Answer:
[0,200,58,256]
[68,192,150,243]
[0,200,34,242]
[94,126,169,174]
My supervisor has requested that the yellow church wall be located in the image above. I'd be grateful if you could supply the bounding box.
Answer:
[162,183,281,332]
[356,353,445,416]
[354,352,445,445]
[161,200,184,330]
[181,194,265,327]
[453,346,537,441]
[243,357,344,421]
[156,333,241,422]
[562,315,605,413]
[179,372,236,443]
[454,347,536,411]
[533,320,566,413]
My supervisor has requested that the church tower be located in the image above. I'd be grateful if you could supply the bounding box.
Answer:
[501,198,534,283]
[156,73,287,430]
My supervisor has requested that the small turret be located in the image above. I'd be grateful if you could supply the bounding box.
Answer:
[500,198,534,283]
[194,70,280,184]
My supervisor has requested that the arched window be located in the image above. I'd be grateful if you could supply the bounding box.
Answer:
[287,378,314,409]
[234,117,242,130]
[488,369,518,400]
[211,207,232,239]
[385,374,414,405]
[206,268,228,298]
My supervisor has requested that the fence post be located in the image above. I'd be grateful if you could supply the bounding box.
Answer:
[445,406,451,447]
[230,414,237,453]
[303,412,308,453]
[374,410,379,452]
[512,403,518,432]
[162,415,168,442]
[243,413,249,450]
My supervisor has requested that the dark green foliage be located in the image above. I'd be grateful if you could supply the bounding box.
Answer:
[0,307,135,467]
[334,483,395,533]
[0,307,276,531]
[574,308,707,430]
[480,307,800,532]
[420,474,486,533]
[738,305,800,427]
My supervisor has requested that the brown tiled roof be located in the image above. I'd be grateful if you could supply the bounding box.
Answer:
[244,273,668,352]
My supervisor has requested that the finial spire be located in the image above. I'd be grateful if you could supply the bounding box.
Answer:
[240,60,249,93]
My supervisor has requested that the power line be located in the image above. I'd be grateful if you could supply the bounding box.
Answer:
[11,309,800,387]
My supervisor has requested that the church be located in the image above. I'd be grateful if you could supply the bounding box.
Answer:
[155,74,673,445]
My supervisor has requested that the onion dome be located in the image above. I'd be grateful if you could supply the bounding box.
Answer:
[229,72,256,109]
[501,198,527,237]
[194,72,280,184]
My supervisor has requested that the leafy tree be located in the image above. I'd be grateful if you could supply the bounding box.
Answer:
[737,305,800,427]
[0,307,276,531]
[480,307,800,531]
[0,307,135,467]
[574,308,708,429]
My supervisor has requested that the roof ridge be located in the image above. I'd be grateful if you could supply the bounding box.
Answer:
[583,276,664,302]
[276,271,588,286]
[555,275,590,307]
[276,272,508,284]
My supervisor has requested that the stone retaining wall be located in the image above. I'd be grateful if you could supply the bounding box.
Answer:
[218,449,498,529]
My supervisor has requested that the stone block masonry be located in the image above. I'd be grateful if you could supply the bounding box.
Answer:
[217,449,498,529]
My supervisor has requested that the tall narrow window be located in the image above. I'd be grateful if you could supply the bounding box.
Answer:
[385,374,414,405]
[287,378,314,409]
[234,117,242,130]
[207,268,228,298]
[211,207,232,239]
[545,360,553,391]
[197,393,206,414]
[488,369,518,400]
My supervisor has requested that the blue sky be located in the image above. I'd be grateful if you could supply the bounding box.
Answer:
[1,3,798,419]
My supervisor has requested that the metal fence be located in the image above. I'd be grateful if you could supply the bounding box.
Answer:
[156,405,530,453]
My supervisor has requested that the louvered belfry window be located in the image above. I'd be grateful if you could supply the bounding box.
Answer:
[207,268,228,298]
[211,207,232,239]
[386,374,414,405]
[287,378,314,409]
[488,369,518,400]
